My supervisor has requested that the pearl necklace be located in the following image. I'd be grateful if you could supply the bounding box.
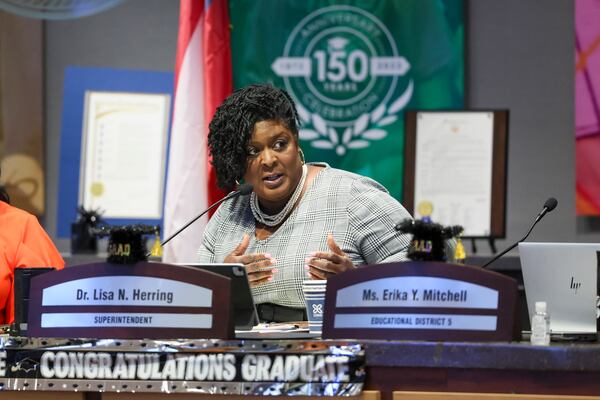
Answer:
[250,164,308,227]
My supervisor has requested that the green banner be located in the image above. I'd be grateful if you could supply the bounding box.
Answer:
[229,0,464,201]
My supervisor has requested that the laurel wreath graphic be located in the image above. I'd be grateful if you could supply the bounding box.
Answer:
[298,80,414,155]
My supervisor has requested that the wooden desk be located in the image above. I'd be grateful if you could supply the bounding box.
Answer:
[366,340,600,399]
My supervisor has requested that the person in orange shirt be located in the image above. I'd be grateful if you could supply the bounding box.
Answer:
[0,179,64,324]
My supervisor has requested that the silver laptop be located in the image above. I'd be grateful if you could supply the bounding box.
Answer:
[519,242,600,337]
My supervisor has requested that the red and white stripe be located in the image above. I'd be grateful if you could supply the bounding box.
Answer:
[163,0,231,263]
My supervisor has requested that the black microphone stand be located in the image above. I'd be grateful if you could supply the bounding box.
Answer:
[481,206,551,269]
[160,193,234,248]
[146,185,252,258]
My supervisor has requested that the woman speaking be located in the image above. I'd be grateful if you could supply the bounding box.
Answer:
[198,84,411,322]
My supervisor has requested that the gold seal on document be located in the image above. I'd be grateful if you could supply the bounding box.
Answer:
[90,182,104,197]
[416,201,433,217]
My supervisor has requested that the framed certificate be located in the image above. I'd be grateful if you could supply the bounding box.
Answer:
[56,67,174,238]
[403,110,508,238]
[79,91,170,219]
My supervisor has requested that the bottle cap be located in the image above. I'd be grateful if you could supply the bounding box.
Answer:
[535,301,547,313]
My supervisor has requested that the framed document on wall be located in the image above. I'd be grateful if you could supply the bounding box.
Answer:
[56,67,173,238]
[79,91,170,219]
[403,110,508,238]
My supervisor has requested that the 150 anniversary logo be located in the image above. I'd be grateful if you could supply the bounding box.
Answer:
[230,0,464,199]
[271,5,413,156]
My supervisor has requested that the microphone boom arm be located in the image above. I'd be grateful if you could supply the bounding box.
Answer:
[155,183,253,255]
[160,194,233,248]
[481,202,553,269]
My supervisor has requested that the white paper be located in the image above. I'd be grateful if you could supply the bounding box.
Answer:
[249,322,309,333]
[414,112,494,236]
[79,91,170,219]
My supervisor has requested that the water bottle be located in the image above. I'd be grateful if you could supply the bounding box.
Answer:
[530,301,551,346]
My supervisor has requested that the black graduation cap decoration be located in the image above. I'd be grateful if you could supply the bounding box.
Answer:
[396,219,464,262]
[93,225,161,264]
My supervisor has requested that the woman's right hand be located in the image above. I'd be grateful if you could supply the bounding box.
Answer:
[224,234,277,287]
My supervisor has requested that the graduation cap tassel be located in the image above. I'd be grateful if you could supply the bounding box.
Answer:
[150,228,163,258]
[454,235,466,264]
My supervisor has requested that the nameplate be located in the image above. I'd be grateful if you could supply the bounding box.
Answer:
[27,262,233,339]
[322,261,519,341]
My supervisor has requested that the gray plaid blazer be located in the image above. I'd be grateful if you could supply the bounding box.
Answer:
[198,163,412,309]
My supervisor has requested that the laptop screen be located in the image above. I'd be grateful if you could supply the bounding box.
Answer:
[519,242,599,334]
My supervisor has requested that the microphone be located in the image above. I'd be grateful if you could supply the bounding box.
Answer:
[481,197,558,269]
[157,183,253,251]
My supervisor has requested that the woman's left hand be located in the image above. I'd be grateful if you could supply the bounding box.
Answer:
[305,233,354,279]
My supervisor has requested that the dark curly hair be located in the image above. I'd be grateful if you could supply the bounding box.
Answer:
[208,84,301,191]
